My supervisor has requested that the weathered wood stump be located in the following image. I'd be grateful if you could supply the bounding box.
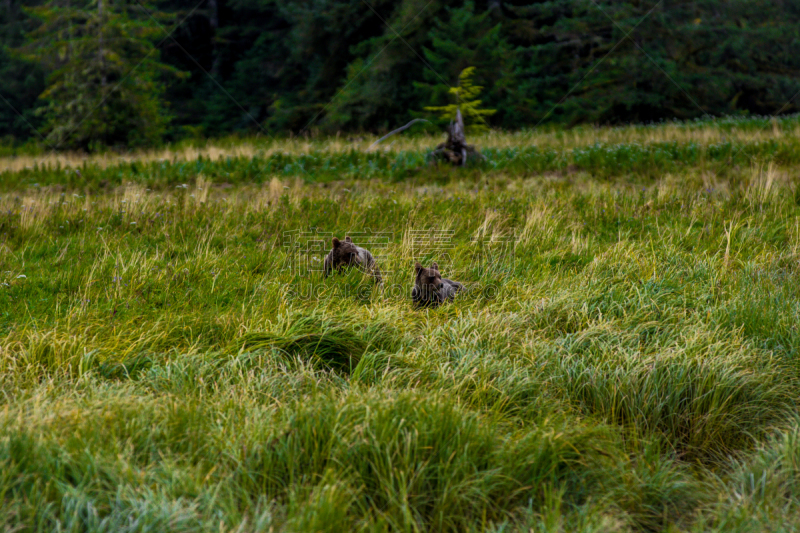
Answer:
[367,109,484,166]
[430,110,484,166]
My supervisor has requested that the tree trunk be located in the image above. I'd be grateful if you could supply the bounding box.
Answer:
[98,0,107,87]
[66,0,73,60]
[208,0,221,76]
[430,109,484,166]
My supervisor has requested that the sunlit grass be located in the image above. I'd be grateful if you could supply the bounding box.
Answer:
[3,119,800,531]
[2,113,800,174]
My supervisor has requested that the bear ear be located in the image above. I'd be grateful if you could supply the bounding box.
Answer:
[332,237,341,248]
[414,262,423,274]
[344,236,353,243]
[430,262,439,271]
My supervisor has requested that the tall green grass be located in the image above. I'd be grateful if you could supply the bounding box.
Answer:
[3,124,800,531]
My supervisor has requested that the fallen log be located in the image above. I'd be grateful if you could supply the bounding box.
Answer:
[368,119,430,151]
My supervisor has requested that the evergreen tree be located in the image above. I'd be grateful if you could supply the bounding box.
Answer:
[504,0,800,125]
[270,0,400,132]
[320,0,452,132]
[4,0,800,141]
[424,66,496,131]
[0,0,45,144]
[415,1,508,128]
[16,0,185,150]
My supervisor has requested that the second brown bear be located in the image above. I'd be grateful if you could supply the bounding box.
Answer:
[412,262,463,308]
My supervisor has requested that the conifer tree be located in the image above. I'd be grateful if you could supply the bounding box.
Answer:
[415,2,507,128]
[424,67,496,131]
[0,1,44,144]
[4,0,800,139]
[16,0,185,150]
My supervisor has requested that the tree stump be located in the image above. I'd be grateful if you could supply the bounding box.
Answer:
[430,109,484,166]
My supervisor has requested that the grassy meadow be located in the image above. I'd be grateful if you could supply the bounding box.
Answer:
[3,116,800,531]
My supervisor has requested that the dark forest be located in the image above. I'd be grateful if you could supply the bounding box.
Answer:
[2,0,800,148]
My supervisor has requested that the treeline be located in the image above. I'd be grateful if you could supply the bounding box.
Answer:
[2,0,800,148]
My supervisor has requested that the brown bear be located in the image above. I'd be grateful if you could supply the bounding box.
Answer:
[412,262,463,307]
[324,236,383,283]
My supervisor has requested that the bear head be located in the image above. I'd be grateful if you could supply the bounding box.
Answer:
[414,261,444,298]
[328,236,362,270]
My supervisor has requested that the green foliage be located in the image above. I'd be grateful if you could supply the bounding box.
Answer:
[196,0,800,134]
[5,0,800,143]
[0,0,45,143]
[415,2,507,129]
[16,0,186,150]
[504,0,800,126]
[424,66,497,131]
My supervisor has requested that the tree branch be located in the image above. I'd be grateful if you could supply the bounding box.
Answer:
[368,119,430,150]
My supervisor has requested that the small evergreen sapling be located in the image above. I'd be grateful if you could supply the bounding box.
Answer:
[424,67,496,132]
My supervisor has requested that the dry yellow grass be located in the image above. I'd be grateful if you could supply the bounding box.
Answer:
[2,118,796,173]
